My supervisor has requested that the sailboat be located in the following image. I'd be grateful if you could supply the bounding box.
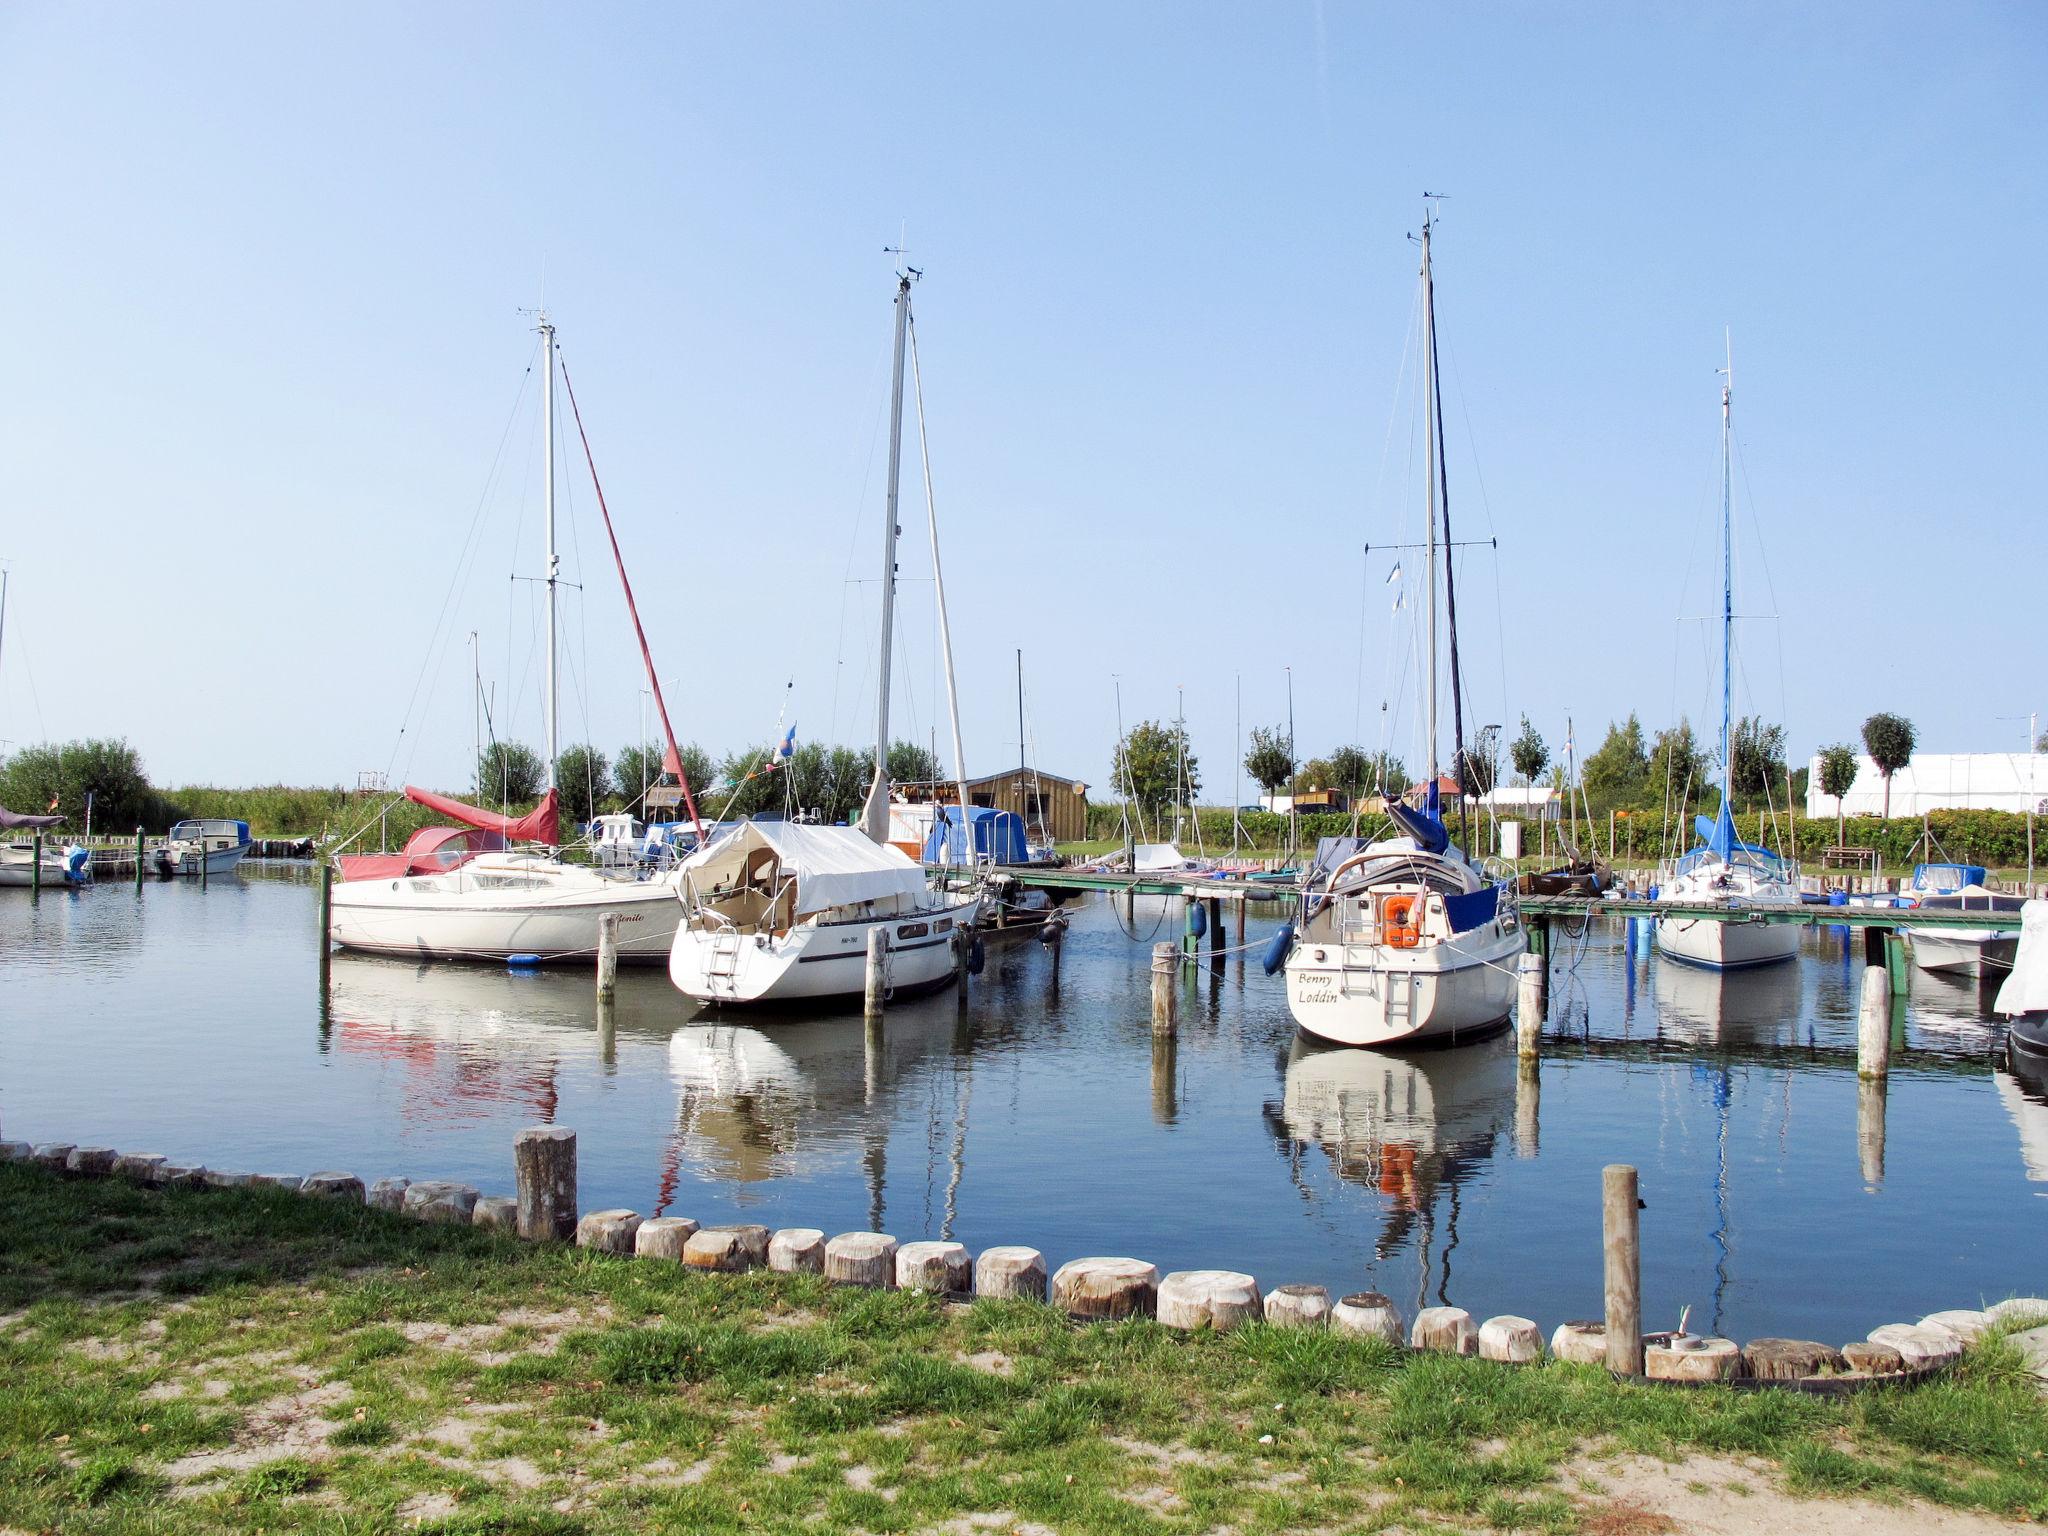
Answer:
[667,270,979,1006]
[1653,345,1802,971]
[1279,209,1523,1048]
[327,314,702,965]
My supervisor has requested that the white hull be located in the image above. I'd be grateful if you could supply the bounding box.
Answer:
[1908,927,2017,977]
[1285,924,1521,1047]
[329,857,682,963]
[161,844,250,877]
[670,899,979,1006]
[0,844,88,887]
[1654,914,1802,971]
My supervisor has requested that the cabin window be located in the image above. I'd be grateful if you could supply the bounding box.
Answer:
[936,917,953,933]
[896,922,930,940]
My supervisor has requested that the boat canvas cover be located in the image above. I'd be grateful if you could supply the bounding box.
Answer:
[924,807,1030,866]
[1307,837,1368,885]
[1132,843,1194,873]
[406,784,559,846]
[1996,900,2048,1017]
[682,821,929,917]
[1912,863,1989,894]
[0,806,64,829]
[335,825,511,881]
[1677,805,1785,873]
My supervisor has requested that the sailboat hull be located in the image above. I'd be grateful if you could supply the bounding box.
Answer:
[328,862,683,964]
[1653,913,1802,970]
[1906,927,2017,977]
[1284,925,1521,1047]
[670,899,980,1006]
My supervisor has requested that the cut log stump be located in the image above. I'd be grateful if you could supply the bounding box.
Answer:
[1549,1321,1607,1366]
[576,1209,643,1255]
[1263,1284,1331,1329]
[1156,1270,1262,1332]
[1052,1257,1157,1321]
[1411,1306,1477,1355]
[769,1229,826,1274]
[1331,1292,1404,1343]
[897,1241,972,1295]
[1742,1339,1845,1381]
[1645,1337,1743,1382]
[824,1232,898,1288]
[634,1216,698,1260]
[972,1246,1046,1301]
[1478,1315,1543,1363]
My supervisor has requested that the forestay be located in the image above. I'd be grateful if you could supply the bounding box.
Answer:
[680,822,930,918]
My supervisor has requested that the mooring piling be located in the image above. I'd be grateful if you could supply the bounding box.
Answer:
[30,833,41,897]
[596,912,619,1003]
[1603,1163,1643,1376]
[1516,953,1545,1061]
[865,926,888,1022]
[1206,896,1224,976]
[1857,965,1890,1080]
[513,1126,578,1242]
[1151,1032,1177,1123]
[1150,941,1177,1034]
[133,827,145,892]
[318,862,333,973]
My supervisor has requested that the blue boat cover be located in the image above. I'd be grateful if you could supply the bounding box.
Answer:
[1443,885,1500,934]
[924,806,1030,866]
[1687,804,1783,866]
[1388,801,1451,855]
[1913,862,1988,893]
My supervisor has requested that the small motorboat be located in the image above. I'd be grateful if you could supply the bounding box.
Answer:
[1900,863,2022,977]
[156,818,252,878]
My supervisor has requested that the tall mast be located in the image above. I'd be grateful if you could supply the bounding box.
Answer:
[1719,333,1734,813]
[471,631,481,796]
[859,273,914,844]
[540,313,559,794]
[1017,650,1026,783]
[905,298,971,859]
[1420,214,1440,797]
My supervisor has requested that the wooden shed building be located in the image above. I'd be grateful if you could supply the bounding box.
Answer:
[900,769,1089,845]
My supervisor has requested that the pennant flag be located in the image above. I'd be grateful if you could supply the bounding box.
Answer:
[1385,562,1402,584]
[776,724,797,762]
[46,794,59,811]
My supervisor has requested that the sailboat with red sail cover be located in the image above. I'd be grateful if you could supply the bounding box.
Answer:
[327,314,706,965]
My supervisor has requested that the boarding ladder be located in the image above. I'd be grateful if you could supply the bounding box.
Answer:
[706,929,743,997]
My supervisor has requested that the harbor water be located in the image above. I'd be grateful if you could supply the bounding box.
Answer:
[2,867,2039,1344]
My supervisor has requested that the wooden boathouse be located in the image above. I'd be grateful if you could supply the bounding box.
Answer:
[899,769,1089,844]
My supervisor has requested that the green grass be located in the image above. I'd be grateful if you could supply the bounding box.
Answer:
[3,1161,2047,1533]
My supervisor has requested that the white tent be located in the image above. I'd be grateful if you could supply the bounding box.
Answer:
[679,822,930,918]
[1806,752,2048,818]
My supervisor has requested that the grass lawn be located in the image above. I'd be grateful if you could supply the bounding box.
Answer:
[3,1162,2047,1534]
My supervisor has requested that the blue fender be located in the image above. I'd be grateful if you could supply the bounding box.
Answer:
[1188,901,1207,940]
[1262,920,1295,977]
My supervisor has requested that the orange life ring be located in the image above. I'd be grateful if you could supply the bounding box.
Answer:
[1382,893,1420,948]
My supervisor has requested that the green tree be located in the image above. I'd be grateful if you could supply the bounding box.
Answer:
[617,742,716,814]
[1861,712,1916,820]
[1457,724,1500,799]
[783,742,870,824]
[1647,718,1711,808]
[1244,727,1294,799]
[1117,720,1198,818]
[1322,744,1407,801]
[477,742,544,806]
[1290,756,1337,795]
[1818,741,1861,843]
[0,738,155,830]
[714,744,781,818]
[1580,714,1649,808]
[1729,717,1787,812]
[1509,716,1548,786]
[554,744,611,825]
[884,741,943,788]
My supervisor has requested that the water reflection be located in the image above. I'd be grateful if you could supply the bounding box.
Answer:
[1653,959,1809,1047]
[1276,1033,1517,1295]
[1997,1049,2048,1186]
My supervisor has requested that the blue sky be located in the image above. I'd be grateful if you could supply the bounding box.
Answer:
[2,2,2042,799]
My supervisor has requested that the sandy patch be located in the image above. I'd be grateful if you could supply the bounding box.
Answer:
[921,1516,1055,1536]
[396,1491,460,1522]
[161,1380,352,1488]
[1570,1451,2033,1535]
[1110,1436,1205,1470]
[960,1350,1014,1376]
[400,1321,505,1351]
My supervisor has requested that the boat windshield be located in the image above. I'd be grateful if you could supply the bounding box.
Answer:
[1674,844,1785,879]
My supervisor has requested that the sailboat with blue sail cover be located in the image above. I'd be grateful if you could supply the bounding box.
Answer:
[1653,345,1801,971]
[1279,209,1523,1047]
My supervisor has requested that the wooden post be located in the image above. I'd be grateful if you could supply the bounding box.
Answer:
[1528,913,1550,959]
[1516,954,1545,1060]
[1883,928,1909,996]
[318,862,333,978]
[1207,897,1224,975]
[1234,896,1246,947]
[200,833,209,889]
[1857,965,1890,1080]
[513,1126,577,1241]
[1603,1164,1642,1376]
[596,912,619,1002]
[133,827,144,892]
[1150,941,1177,1034]
[865,925,887,1022]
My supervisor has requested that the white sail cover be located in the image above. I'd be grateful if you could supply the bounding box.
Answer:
[1996,900,2048,1017]
[679,821,930,917]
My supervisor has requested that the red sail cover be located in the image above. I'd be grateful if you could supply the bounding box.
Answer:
[405,785,559,846]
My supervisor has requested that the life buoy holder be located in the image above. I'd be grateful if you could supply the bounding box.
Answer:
[1382,894,1421,949]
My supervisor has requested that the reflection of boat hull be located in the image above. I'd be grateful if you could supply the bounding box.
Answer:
[1652,952,1807,1045]
[1655,914,1802,970]
[1286,925,1520,1047]
[1907,928,2017,977]
[669,899,980,1005]
[330,861,683,964]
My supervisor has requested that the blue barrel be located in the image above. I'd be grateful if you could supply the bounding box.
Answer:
[1828,890,1848,907]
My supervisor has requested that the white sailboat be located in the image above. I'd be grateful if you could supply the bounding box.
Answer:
[1654,344,1801,971]
[1280,209,1523,1048]
[328,314,698,965]
[668,270,978,1006]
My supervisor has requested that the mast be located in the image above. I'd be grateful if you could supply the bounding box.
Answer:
[540,313,560,795]
[859,272,914,845]
[1424,213,1470,846]
[906,299,971,860]
[1719,333,1734,818]
[471,631,481,797]
[1420,214,1440,801]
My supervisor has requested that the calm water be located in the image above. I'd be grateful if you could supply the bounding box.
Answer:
[3,868,2041,1343]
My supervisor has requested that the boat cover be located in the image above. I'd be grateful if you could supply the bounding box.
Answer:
[1133,843,1195,873]
[681,820,930,917]
[924,807,1030,866]
[0,806,64,829]
[335,825,510,881]
[1443,885,1500,933]
[1306,837,1367,885]
[406,784,559,846]
[1911,863,1989,895]
[1686,805,1784,865]
[1996,900,2048,1017]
